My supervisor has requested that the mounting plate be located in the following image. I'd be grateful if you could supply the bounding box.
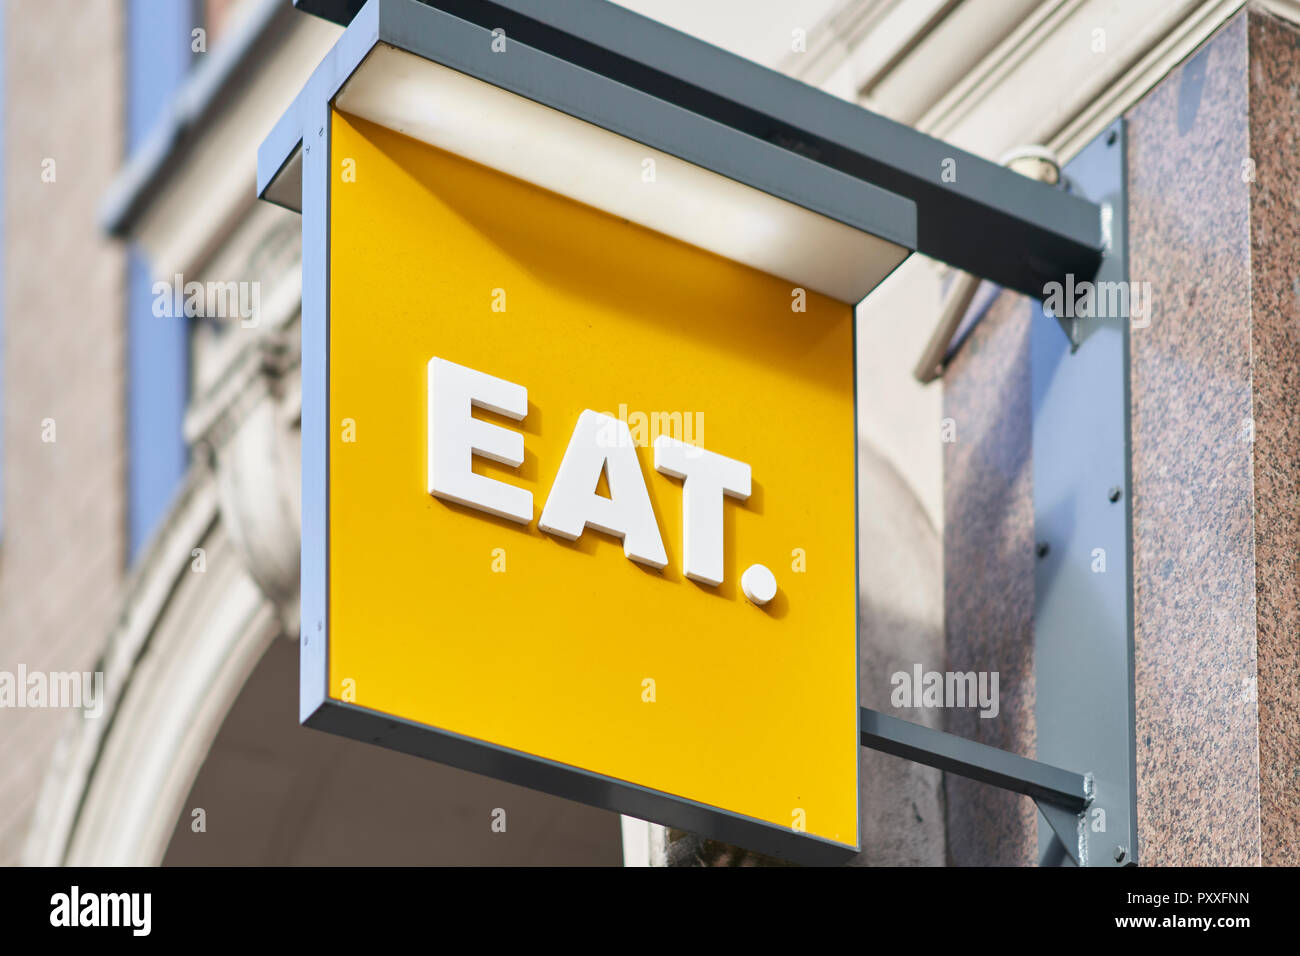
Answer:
[1031,119,1138,867]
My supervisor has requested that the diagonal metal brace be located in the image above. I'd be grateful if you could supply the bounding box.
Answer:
[860,708,1092,864]
[860,708,1090,812]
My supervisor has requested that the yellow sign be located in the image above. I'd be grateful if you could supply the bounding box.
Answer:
[327,109,859,859]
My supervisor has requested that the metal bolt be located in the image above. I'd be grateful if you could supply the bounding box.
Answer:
[1108,486,1123,503]
[1113,845,1127,863]
[1036,542,1050,559]
[1106,129,1118,147]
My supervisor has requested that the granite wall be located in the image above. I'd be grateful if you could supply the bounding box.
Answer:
[1244,8,1300,868]
[1126,12,1258,867]
[942,291,1038,866]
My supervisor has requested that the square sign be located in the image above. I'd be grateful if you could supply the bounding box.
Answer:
[263,0,916,863]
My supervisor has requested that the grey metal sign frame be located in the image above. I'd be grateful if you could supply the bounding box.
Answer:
[291,0,1102,299]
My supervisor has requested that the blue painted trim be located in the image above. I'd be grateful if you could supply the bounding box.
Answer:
[124,0,198,559]
[298,89,330,723]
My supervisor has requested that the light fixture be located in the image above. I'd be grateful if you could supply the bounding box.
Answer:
[262,1,918,306]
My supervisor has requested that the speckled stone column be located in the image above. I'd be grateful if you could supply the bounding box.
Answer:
[1128,8,1300,867]
[1243,9,1300,867]
[943,8,1300,866]
[1125,12,1257,867]
[942,290,1038,867]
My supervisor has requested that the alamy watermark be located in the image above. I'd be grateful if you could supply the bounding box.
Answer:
[0,666,104,718]
[152,273,260,327]
[1042,274,1151,329]
[891,664,999,719]
[595,403,704,451]
[50,886,150,936]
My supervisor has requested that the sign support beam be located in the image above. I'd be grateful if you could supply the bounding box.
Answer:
[860,708,1095,865]
[860,708,1089,813]
[283,0,1103,300]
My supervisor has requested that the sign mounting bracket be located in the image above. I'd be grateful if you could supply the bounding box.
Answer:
[858,121,1135,869]
[859,707,1092,865]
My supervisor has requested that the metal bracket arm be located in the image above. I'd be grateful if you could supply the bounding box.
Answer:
[860,708,1090,812]
[860,708,1093,864]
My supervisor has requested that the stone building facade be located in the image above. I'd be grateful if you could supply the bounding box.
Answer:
[2,0,1297,866]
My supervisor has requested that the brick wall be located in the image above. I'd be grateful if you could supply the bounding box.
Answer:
[0,0,126,864]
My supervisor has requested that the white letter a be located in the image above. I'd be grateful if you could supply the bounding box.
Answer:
[539,411,667,568]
